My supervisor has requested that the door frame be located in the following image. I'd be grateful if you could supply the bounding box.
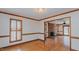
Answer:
[44,17,71,50]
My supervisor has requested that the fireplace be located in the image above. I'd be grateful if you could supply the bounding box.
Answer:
[50,32,55,36]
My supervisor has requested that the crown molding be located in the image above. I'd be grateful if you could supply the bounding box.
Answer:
[39,9,79,21]
[0,9,79,21]
[0,11,39,21]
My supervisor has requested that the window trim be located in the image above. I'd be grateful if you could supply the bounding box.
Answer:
[9,18,22,43]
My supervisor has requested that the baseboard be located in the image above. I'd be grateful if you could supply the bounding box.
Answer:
[0,39,44,49]
[71,49,78,51]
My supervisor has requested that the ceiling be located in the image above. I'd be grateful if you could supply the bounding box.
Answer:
[0,8,77,20]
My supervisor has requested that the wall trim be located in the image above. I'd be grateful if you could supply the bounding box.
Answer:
[0,11,39,21]
[57,34,69,36]
[0,35,10,38]
[0,9,79,21]
[71,36,79,39]
[0,33,44,38]
[71,49,78,51]
[40,9,79,21]
[22,32,44,35]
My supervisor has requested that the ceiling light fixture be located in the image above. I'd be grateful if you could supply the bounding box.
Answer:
[34,8,47,14]
[63,21,66,26]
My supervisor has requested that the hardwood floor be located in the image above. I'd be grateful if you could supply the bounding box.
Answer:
[0,36,70,51]
[0,40,47,51]
[45,36,70,51]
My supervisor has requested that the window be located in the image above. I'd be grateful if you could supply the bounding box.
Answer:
[57,25,64,35]
[64,27,69,35]
[10,19,22,43]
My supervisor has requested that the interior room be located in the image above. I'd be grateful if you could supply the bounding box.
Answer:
[44,17,70,51]
[0,8,79,51]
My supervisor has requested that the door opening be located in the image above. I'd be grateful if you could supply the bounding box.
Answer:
[44,17,71,51]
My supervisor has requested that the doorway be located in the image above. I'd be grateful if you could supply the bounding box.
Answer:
[44,17,71,51]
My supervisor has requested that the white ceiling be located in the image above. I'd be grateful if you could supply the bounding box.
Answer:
[0,8,77,20]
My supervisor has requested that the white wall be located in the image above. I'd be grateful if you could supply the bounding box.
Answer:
[23,18,39,33]
[22,18,44,42]
[71,39,79,50]
[42,10,79,50]
[0,14,9,47]
[0,13,9,36]
[0,13,44,48]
